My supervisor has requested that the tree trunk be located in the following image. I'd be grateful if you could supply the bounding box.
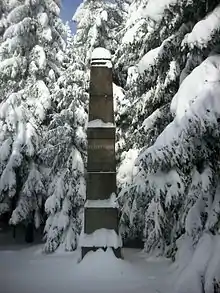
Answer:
[25,222,34,243]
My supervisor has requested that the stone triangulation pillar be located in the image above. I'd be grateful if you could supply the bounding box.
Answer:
[80,47,122,259]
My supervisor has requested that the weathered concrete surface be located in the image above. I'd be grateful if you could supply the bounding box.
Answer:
[89,67,114,123]
[87,127,115,172]
[89,95,114,123]
[87,138,115,172]
[84,208,118,234]
[86,172,116,200]
[87,128,115,139]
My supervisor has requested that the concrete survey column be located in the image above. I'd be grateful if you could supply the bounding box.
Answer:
[80,47,121,259]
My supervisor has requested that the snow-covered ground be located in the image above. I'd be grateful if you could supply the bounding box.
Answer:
[0,245,173,293]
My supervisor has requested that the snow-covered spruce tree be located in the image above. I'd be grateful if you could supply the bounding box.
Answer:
[116,0,187,241]
[116,0,220,243]
[0,0,66,229]
[0,0,11,217]
[40,26,88,252]
[72,0,130,66]
[118,2,220,291]
[138,53,220,293]
[116,0,220,147]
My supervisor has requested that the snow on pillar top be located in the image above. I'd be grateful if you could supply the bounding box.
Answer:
[91,47,112,68]
[92,47,111,60]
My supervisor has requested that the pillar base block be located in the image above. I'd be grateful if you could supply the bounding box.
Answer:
[81,246,122,260]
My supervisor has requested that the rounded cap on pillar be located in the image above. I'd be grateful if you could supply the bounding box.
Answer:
[92,47,111,60]
[91,47,112,68]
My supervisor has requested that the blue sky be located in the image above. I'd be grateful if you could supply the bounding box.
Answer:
[60,0,82,32]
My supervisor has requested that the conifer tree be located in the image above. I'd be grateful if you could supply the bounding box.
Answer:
[116,1,220,291]
[0,0,66,229]
[41,25,88,252]
[72,0,129,65]
[117,0,220,243]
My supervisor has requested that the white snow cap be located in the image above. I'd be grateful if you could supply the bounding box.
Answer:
[85,193,118,208]
[87,119,114,128]
[91,47,111,60]
[79,228,122,249]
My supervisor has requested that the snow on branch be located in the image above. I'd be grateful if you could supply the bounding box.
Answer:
[137,55,220,173]
[182,5,220,49]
